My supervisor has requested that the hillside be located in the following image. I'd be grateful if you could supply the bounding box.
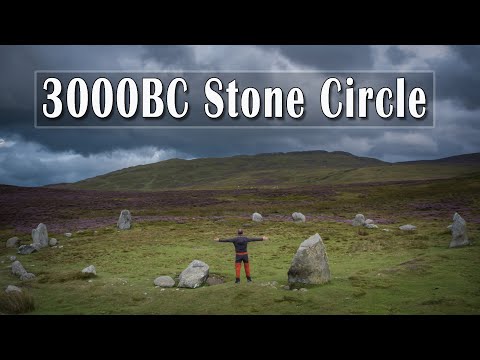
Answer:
[66,150,480,191]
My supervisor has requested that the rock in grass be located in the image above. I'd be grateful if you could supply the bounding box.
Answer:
[365,219,374,225]
[252,212,263,222]
[5,285,22,293]
[154,276,175,288]
[352,214,366,227]
[449,212,470,248]
[11,260,35,281]
[9,256,16,262]
[288,233,331,285]
[399,224,416,231]
[178,260,209,289]
[82,265,96,276]
[17,245,38,255]
[365,223,378,229]
[64,233,72,238]
[292,212,306,223]
[117,210,132,230]
[6,237,20,248]
[32,223,49,249]
[49,238,58,246]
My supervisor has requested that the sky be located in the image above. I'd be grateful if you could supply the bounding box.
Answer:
[0,45,480,186]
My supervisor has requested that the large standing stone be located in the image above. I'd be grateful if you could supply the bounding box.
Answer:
[6,237,20,248]
[288,233,331,285]
[399,224,416,231]
[352,214,366,227]
[31,223,49,249]
[178,260,209,289]
[449,212,470,248]
[17,245,38,255]
[154,276,175,288]
[11,260,35,281]
[252,212,263,222]
[117,210,132,230]
[292,212,306,223]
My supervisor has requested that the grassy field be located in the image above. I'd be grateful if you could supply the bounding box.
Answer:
[1,174,479,314]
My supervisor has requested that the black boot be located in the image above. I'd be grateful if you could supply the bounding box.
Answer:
[247,277,252,282]
[235,278,240,284]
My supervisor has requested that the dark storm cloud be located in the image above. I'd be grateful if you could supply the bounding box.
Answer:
[1,45,480,186]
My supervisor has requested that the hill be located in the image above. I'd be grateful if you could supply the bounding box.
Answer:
[66,150,480,191]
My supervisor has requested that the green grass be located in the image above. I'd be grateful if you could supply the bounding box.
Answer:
[1,218,478,314]
[67,150,480,191]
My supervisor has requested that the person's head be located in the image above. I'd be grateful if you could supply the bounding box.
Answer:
[237,229,243,235]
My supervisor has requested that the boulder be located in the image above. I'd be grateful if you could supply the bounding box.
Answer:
[177,260,209,288]
[292,212,306,223]
[49,238,58,246]
[11,260,35,281]
[252,212,263,222]
[5,285,22,293]
[449,212,470,248]
[82,265,96,276]
[365,223,378,229]
[32,223,49,249]
[288,233,331,285]
[352,214,366,227]
[399,224,416,231]
[6,237,20,248]
[17,245,38,255]
[154,276,175,288]
[117,210,132,230]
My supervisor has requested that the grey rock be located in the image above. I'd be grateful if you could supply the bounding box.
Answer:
[252,212,263,222]
[292,212,306,223]
[5,285,22,293]
[352,214,366,227]
[365,219,374,225]
[49,238,58,246]
[9,256,16,262]
[299,288,308,292]
[178,260,209,288]
[6,237,20,248]
[450,212,470,248]
[20,273,36,281]
[82,265,96,275]
[282,285,290,290]
[17,245,38,255]
[288,233,331,285]
[117,210,132,230]
[32,223,49,249]
[365,223,378,229]
[399,224,417,231]
[154,276,175,288]
[11,260,35,280]
[64,233,72,238]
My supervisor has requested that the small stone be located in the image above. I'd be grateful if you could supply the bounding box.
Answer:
[9,256,16,262]
[299,288,308,292]
[153,276,175,288]
[292,212,306,223]
[5,285,22,293]
[293,288,298,292]
[64,233,72,238]
[49,238,58,246]
[283,285,290,290]
[365,219,374,224]
[6,237,20,248]
[382,229,391,232]
[399,224,416,231]
[59,245,64,249]
[82,265,96,275]
[17,245,38,255]
[352,214,366,227]
[88,279,93,283]
[252,212,263,222]
[364,223,378,229]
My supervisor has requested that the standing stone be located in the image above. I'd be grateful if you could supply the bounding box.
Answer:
[288,233,331,285]
[49,238,58,246]
[6,237,20,248]
[117,210,132,230]
[32,223,49,249]
[5,285,22,293]
[82,265,96,276]
[154,276,175,288]
[352,214,366,227]
[449,212,470,248]
[178,260,209,288]
[399,224,417,231]
[252,212,263,222]
[17,245,38,255]
[292,212,306,223]
[11,260,35,280]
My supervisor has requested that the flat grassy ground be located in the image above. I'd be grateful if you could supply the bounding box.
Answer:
[1,176,479,314]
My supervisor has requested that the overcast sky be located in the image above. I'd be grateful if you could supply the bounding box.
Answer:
[1,45,479,186]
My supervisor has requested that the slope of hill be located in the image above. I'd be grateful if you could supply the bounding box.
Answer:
[66,150,480,191]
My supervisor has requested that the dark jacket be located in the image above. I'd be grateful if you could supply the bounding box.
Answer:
[219,236,263,253]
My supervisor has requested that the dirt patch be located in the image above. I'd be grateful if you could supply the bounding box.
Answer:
[206,274,225,286]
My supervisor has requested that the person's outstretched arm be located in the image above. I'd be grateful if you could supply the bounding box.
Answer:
[247,236,269,242]
[214,237,236,242]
